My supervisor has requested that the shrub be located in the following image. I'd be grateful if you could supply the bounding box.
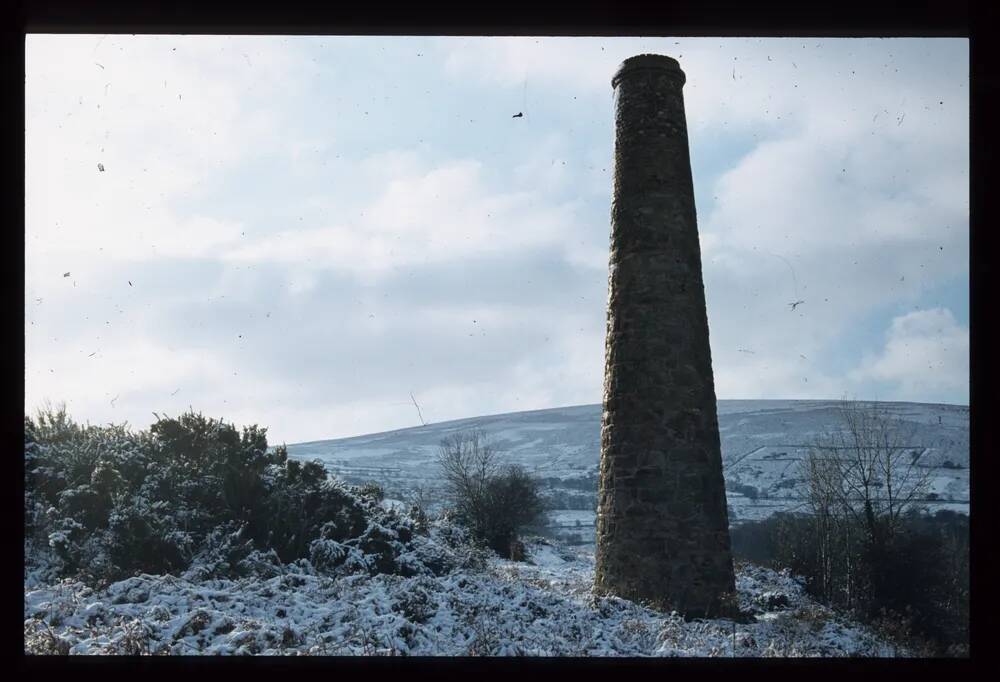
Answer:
[358,482,385,505]
[436,430,545,558]
[479,465,545,555]
[391,578,438,623]
[23,406,443,585]
[105,494,192,577]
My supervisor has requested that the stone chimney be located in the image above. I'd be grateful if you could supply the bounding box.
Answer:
[595,54,736,618]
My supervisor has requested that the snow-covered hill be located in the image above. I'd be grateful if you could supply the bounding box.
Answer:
[286,400,970,543]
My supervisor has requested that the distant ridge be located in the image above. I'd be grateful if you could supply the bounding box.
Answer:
[289,399,968,447]
[285,399,969,529]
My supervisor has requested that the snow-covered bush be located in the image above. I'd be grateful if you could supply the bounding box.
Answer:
[181,523,258,581]
[47,518,84,569]
[309,537,369,575]
[105,492,192,578]
[25,405,483,588]
[249,469,369,562]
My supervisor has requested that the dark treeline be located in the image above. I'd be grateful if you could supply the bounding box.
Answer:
[727,400,969,656]
[728,399,969,657]
[730,509,968,656]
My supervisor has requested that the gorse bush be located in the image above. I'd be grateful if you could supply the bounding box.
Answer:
[23,405,431,585]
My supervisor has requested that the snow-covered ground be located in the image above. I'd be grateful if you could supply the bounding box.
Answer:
[24,533,900,657]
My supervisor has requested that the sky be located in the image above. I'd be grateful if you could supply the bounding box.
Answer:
[25,35,969,444]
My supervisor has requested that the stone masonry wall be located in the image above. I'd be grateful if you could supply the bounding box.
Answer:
[594,54,736,618]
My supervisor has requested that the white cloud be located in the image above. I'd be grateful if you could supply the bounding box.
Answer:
[703,126,967,257]
[713,354,846,402]
[441,37,614,92]
[223,153,586,280]
[439,37,968,135]
[696,96,967,406]
[25,35,312,276]
[511,132,573,195]
[25,336,229,424]
[849,308,968,402]
[680,40,968,408]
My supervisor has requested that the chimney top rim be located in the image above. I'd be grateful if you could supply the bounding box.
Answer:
[612,54,685,88]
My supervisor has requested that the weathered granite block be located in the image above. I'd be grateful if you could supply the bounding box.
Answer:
[594,54,736,619]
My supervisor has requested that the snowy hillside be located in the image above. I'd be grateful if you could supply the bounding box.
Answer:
[286,400,970,543]
[24,532,899,657]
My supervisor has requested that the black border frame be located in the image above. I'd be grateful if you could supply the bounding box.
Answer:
[7,0,990,676]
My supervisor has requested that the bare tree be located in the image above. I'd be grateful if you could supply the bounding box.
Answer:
[797,399,935,609]
[799,451,842,600]
[804,400,933,545]
[436,430,544,558]
[437,430,500,534]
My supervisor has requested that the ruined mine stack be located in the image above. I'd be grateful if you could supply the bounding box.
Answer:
[595,54,736,618]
